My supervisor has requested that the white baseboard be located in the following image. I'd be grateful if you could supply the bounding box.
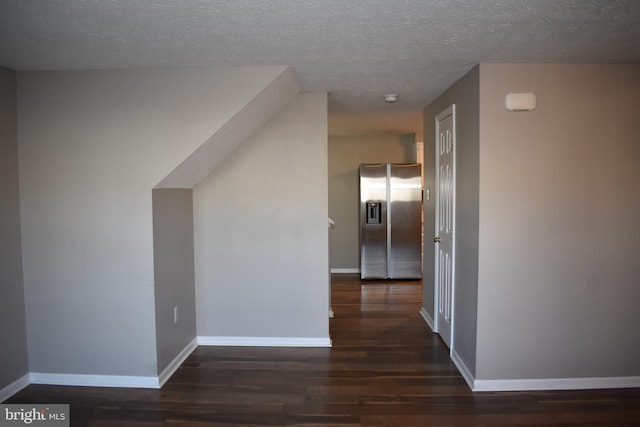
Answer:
[6,343,199,396]
[330,268,360,274]
[29,372,160,389]
[0,373,30,403]
[445,349,640,392]
[158,338,198,387]
[473,375,640,392]
[451,349,475,390]
[419,307,435,332]
[447,349,640,392]
[197,336,332,347]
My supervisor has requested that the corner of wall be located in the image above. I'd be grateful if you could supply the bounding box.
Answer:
[421,65,480,381]
[0,67,30,398]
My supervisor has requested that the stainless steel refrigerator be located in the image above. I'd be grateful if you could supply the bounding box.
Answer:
[359,163,423,279]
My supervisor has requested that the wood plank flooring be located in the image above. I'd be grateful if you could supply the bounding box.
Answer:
[7,273,640,426]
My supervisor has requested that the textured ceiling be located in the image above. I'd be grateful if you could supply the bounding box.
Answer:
[1,0,639,136]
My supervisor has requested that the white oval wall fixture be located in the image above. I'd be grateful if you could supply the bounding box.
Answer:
[504,92,537,112]
[384,94,398,103]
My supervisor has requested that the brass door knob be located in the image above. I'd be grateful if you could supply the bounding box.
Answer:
[433,236,441,243]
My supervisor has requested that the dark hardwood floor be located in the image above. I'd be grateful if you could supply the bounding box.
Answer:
[7,273,640,426]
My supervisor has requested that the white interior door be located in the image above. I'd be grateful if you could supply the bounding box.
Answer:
[434,105,456,350]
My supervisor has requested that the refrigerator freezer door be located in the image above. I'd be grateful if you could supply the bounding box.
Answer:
[359,164,387,279]
[388,164,423,279]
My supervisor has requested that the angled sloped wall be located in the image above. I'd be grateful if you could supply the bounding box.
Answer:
[193,93,329,345]
[156,68,299,188]
[17,66,290,385]
[152,67,302,377]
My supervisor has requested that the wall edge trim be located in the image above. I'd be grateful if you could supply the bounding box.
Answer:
[419,307,435,332]
[472,376,640,392]
[157,338,198,387]
[0,374,30,403]
[197,336,332,347]
[29,372,160,389]
[451,349,475,390]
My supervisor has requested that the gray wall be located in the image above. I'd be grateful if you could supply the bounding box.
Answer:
[424,63,640,384]
[17,67,288,377]
[152,189,196,374]
[194,93,329,340]
[328,133,416,270]
[476,64,640,380]
[0,68,29,392]
[423,66,480,375]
